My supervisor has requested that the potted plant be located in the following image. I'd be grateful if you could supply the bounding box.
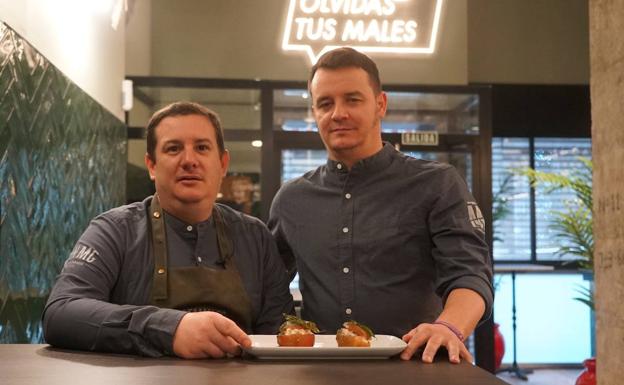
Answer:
[515,157,594,385]
[516,157,593,304]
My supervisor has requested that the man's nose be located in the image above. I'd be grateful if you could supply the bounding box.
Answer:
[331,102,349,120]
[180,147,198,167]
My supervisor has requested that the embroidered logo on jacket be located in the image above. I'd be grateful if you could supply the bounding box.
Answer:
[68,244,98,264]
[467,201,485,233]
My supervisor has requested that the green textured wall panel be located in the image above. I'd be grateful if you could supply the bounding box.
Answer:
[0,23,126,343]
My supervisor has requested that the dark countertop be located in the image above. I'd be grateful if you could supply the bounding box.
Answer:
[0,344,509,385]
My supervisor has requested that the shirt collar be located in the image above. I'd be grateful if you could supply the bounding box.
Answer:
[325,142,396,174]
[163,210,213,237]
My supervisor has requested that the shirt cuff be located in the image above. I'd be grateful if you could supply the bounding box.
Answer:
[141,308,187,356]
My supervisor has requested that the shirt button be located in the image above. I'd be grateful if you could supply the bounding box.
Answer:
[337,163,343,170]
[342,227,349,233]
[345,308,352,315]
[343,267,350,273]
[186,225,193,232]
[345,193,352,199]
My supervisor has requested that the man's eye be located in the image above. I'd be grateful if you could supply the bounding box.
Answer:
[197,144,210,151]
[165,145,180,153]
[317,101,332,109]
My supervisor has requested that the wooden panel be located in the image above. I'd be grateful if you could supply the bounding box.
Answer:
[590,0,624,383]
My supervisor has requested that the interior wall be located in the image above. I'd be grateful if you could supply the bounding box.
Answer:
[0,22,127,343]
[149,0,468,85]
[125,0,151,76]
[146,0,589,85]
[468,0,589,85]
[0,0,126,119]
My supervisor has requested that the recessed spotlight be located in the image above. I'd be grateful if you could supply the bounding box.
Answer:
[251,140,263,148]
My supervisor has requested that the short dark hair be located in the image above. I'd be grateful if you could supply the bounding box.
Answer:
[146,101,225,161]
[309,47,382,95]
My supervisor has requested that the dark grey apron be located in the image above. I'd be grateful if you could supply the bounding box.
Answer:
[148,194,253,332]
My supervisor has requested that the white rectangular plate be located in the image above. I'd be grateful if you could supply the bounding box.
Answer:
[243,335,406,359]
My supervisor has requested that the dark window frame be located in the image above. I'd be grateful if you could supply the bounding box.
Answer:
[489,83,591,270]
[492,136,592,270]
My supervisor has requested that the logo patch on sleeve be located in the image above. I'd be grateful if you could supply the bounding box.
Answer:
[68,244,99,263]
[467,201,485,233]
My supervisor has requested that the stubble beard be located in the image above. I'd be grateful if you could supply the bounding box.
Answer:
[327,118,382,160]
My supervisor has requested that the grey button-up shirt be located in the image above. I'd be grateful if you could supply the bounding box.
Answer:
[268,143,493,337]
[43,196,293,357]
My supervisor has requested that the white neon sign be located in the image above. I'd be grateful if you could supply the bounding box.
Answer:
[282,0,444,64]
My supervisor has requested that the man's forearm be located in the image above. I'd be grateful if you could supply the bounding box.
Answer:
[43,297,184,357]
[436,288,486,338]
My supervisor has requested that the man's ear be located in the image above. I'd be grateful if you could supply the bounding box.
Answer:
[220,149,230,177]
[145,153,156,181]
[376,91,388,118]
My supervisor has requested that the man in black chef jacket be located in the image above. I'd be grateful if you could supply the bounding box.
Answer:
[43,102,293,358]
[268,48,493,363]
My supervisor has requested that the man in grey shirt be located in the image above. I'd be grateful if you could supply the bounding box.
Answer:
[268,48,493,363]
[43,102,293,358]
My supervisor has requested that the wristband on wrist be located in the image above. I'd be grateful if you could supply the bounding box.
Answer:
[434,320,465,342]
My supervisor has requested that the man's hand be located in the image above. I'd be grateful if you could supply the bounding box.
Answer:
[399,288,485,363]
[400,323,472,364]
[172,311,252,359]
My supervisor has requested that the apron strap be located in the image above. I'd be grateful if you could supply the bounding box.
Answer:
[212,205,233,266]
[149,194,169,301]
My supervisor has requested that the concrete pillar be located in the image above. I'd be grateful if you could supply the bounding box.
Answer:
[589,1,624,384]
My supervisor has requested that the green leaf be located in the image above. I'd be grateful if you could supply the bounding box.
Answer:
[513,156,593,270]
[281,313,320,333]
[573,284,594,311]
[492,172,515,240]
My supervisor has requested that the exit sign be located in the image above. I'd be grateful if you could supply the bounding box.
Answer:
[401,131,439,146]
